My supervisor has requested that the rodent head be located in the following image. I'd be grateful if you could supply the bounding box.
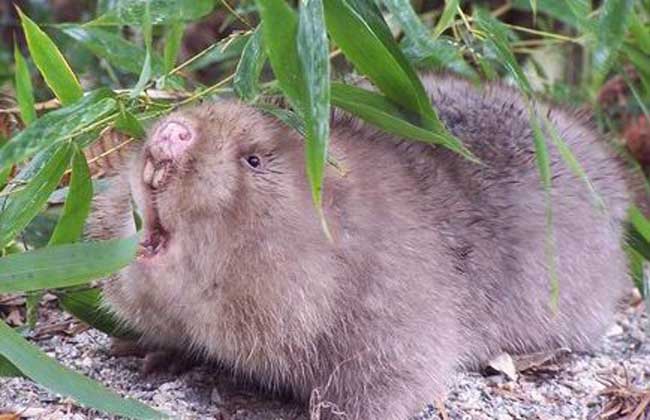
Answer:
[117,100,342,356]
[129,100,321,265]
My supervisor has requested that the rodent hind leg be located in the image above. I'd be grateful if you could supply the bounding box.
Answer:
[110,337,202,376]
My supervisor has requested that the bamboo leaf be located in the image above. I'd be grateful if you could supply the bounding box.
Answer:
[91,0,214,26]
[17,8,83,105]
[0,355,23,377]
[0,143,73,250]
[256,0,304,109]
[0,89,116,169]
[60,26,163,76]
[13,43,36,126]
[58,288,136,338]
[432,0,460,39]
[474,7,532,96]
[323,0,441,129]
[115,109,145,138]
[130,3,153,99]
[297,0,331,214]
[164,22,185,73]
[48,147,93,245]
[542,114,605,210]
[0,235,139,293]
[331,83,476,161]
[591,0,635,90]
[234,26,266,102]
[629,11,650,55]
[0,320,164,418]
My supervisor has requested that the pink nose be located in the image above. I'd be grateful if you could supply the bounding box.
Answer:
[142,119,195,189]
[148,120,195,162]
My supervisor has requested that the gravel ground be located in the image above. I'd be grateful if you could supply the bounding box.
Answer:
[0,292,648,420]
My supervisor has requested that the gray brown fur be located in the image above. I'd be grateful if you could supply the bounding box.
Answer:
[90,74,631,419]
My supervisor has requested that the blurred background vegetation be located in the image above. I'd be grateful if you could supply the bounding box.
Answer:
[0,0,649,417]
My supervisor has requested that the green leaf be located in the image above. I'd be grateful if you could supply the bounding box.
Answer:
[115,109,146,138]
[0,143,73,250]
[512,0,590,28]
[256,0,304,109]
[0,89,117,169]
[0,354,23,377]
[529,113,558,308]
[17,8,83,105]
[331,83,476,161]
[400,36,476,80]
[187,32,251,71]
[630,205,650,243]
[298,0,331,214]
[234,26,266,102]
[48,147,93,245]
[164,22,185,73]
[432,0,460,39]
[542,114,604,210]
[58,288,136,338]
[591,0,635,90]
[382,0,439,46]
[0,320,164,418]
[323,0,441,129]
[13,43,36,125]
[256,104,306,134]
[626,244,645,293]
[130,3,153,99]
[629,11,650,55]
[474,7,532,96]
[92,0,214,26]
[0,235,139,293]
[60,26,164,76]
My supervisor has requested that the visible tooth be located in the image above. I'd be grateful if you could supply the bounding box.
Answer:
[151,167,166,189]
[143,159,154,185]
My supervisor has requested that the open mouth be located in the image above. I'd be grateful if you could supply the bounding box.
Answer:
[137,204,170,261]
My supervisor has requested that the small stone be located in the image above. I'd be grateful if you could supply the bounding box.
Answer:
[605,324,624,337]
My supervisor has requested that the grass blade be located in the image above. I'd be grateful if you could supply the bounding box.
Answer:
[0,320,164,418]
[0,143,73,250]
[0,235,138,293]
[17,8,82,105]
[13,43,36,126]
[48,146,93,245]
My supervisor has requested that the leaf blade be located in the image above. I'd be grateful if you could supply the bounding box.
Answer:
[17,8,83,105]
[0,319,163,418]
[0,235,139,293]
[48,146,93,245]
[13,43,37,125]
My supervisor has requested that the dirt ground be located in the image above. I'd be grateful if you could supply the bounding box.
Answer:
[0,290,648,420]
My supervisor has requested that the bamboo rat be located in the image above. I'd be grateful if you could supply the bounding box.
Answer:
[90,74,631,419]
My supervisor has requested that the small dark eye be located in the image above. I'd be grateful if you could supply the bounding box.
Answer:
[246,155,261,168]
